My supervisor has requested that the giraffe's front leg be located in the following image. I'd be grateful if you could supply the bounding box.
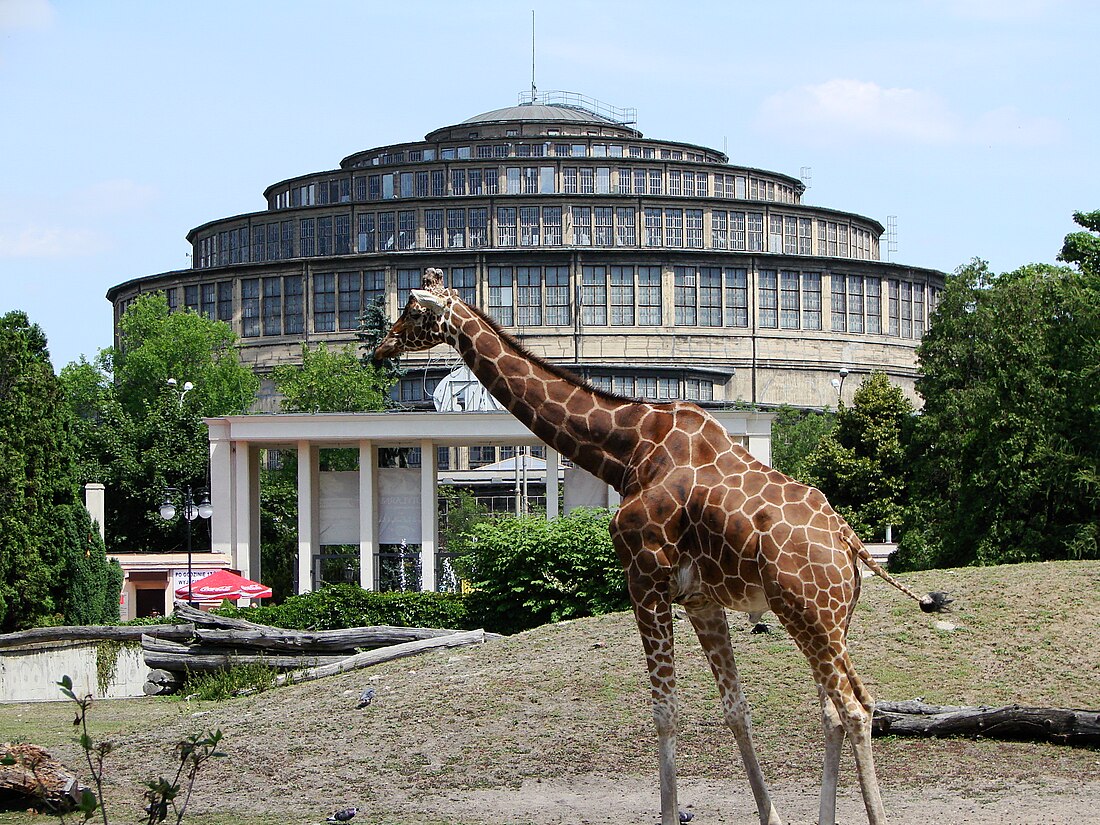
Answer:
[632,591,680,825]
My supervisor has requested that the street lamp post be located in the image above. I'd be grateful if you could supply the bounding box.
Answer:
[830,366,850,405]
[159,487,214,605]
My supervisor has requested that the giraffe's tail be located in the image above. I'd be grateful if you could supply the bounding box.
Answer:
[842,526,952,613]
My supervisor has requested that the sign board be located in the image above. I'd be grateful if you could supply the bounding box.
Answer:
[319,471,360,544]
[378,468,421,543]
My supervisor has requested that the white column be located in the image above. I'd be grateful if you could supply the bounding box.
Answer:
[247,446,261,580]
[746,415,773,467]
[207,420,233,556]
[232,439,253,577]
[297,441,319,594]
[359,440,377,592]
[419,438,437,592]
[545,448,560,519]
[84,483,106,542]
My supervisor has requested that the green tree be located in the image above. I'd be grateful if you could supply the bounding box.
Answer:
[61,294,259,555]
[272,342,394,413]
[0,312,121,630]
[802,372,915,541]
[770,405,836,482]
[896,236,1100,569]
[451,508,629,634]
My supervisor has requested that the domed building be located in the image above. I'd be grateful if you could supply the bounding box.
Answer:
[108,91,943,415]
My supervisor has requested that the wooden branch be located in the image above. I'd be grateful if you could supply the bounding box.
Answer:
[0,743,86,810]
[141,635,347,673]
[872,700,1100,746]
[0,623,191,649]
[190,624,461,653]
[274,628,488,686]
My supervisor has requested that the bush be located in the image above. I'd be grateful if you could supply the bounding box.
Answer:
[181,662,279,701]
[453,508,629,635]
[211,584,473,631]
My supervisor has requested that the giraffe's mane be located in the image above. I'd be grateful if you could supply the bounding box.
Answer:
[459,299,638,406]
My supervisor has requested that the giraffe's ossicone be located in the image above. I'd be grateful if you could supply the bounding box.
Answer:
[375,268,949,825]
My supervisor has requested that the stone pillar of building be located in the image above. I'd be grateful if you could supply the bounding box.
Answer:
[207,420,233,556]
[84,483,106,542]
[419,438,437,591]
[232,441,259,579]
[297,442,320,594]
[358,440,377,592]
[545,448,560,519]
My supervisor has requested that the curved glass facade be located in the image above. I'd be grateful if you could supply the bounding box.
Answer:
[108,98,943,412]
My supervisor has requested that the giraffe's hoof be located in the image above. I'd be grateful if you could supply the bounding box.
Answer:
[750,622,771,634]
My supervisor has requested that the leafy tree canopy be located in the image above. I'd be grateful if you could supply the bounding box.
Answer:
[769,405,836,482]
[272,342,394,413]
[61,294,259,554]
[0,311,121,629]
[895,237,1100,569]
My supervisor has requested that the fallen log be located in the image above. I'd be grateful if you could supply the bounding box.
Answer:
[0,743,87,811]
[141,635,347,673]
[191,624,461,653]
[0,622,191,649]
[275,628,489,686]
[872,699,1100,746]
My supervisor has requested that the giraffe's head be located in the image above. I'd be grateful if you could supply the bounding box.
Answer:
[373,268,455,361]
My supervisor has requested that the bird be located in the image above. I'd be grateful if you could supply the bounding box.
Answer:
[356,688,376,709]
[679,810,695,823]
[326,807,358,822]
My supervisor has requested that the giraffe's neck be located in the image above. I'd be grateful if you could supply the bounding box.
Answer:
[445,303,643,490]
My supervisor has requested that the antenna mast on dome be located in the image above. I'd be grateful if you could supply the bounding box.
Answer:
[530,10,537,104]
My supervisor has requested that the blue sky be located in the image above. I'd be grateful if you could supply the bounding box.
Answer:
[1,0,1096,370]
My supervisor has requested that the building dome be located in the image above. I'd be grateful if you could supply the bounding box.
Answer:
[107,94,943,418]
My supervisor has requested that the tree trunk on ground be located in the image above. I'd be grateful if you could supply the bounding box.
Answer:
[0,743,86,811]
[872,700,1100,746]
[141,635,349,673]
[0,623,191,648]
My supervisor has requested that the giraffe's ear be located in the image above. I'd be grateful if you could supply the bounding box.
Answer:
[411,289,446,315]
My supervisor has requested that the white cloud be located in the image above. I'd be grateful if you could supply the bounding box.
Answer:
[0,225,108,258]
[757,79,1062,147]
[0,0,56,30]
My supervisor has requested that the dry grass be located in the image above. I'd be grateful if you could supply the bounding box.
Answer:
[2,560,1098,824]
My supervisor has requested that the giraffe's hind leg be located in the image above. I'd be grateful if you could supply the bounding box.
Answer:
[816,684,845,825]
[685,602,783,825]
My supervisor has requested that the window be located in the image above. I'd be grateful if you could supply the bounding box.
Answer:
[721,266,748,327]
[523,166,539,195]
[284,276,304,334]
[685,379,713,401]
[432,170,445,197]
[644,208,662,247]
[468,168,482,195]
[488,266,514,325]
[310,274,334,332]
[563,167,578,194]
[543,206,562,245]
[691,267,719,327]
[888,279,900,336]
[397,211,416,250]
[262,278,282,336]
[686,209,704,248]
[802,272,822,331]
[446,208,465,248]
[616,207,636,245]
[780,270,800,329]
[831,274,847,332]
[747,212,764,251]
[758,269,778,328]
[300,218,316,257]
[900,281,913,338]
[913,283,925,337]
[837,224,849,258]
[649,169,663,195]
[664,209,683,247]
[397,268,419,308]
[545,266,570,325]
[378,212,396,251]
[200,283,216,320]
[318,216,333,256]
[448,267,475,305]
[866,277,882,334]
[613,376,635,397]
[580,167,595,194]
[517,267,541,326]
[450,169,465,196]
[768,214,783,252]
[469,208,488,248]
[638,266,662,325]
[784,216,798,255]
[520,207,540,246]
[540,166,555,193]
[798,218,812,255]
[358,213,376,252]
[847,275,864,333]
[335,215,350,255]
[674,267,697,326]
[712,210,728,250]
[217,281,233,322]
[496,207,517,246]
[610,266,634,326]
[506,167,521,195]
[241,279,260,337]
[572,206,592,245]
[338,272,361,331]
[669,170,681,196]
[637,377,657,399]
[581,266,607,325]
[731,212,746,251]
[658,378,679,399]
[594,207,614,246]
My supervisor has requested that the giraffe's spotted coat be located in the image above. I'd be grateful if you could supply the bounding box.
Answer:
[374,268,941,825]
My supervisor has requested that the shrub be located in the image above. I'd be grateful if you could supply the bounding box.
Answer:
[181,662,279,701]
[453,508,629,635]
[211,584,472,631]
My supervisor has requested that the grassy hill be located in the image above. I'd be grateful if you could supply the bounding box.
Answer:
[2,560,1098,824]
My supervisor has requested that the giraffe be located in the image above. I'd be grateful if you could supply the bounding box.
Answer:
[374,268,948,825]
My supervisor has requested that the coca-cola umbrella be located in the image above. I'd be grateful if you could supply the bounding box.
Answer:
[175,569,272,602]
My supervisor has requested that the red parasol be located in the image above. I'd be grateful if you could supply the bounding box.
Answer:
[175,569,272,601]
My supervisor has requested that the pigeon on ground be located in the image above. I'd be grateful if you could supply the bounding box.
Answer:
[356,688,376,709]
[679,810,695,823]
[327,807,358,822]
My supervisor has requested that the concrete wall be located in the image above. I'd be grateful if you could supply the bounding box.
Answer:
[0,642,149,703]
